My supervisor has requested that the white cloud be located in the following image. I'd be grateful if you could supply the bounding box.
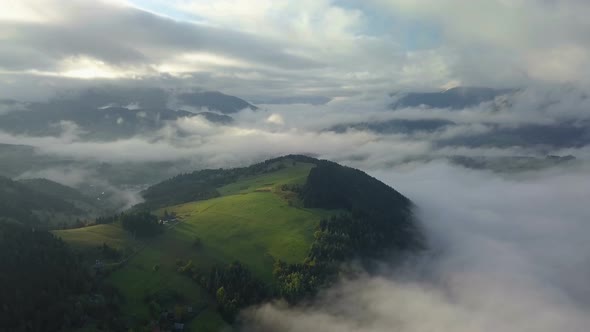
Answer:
[372,0,590,85]
[2,0,590,98]
[265,113,284,126]
[242,162,590,332]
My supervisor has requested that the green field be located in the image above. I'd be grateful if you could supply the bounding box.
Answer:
[53,223,136,251]
[217,162,314,196]
[56,161,333,330]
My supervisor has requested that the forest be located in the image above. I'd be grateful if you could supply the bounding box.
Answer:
[120,211,162,236]
[0,176,82,226]
[273,160,424,303]
[0,220,124,332]
[94,211,162,236]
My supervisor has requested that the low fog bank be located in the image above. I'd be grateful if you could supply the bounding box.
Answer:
[15,166,145,213]
[241,162,590,331]
[2,84,590,172]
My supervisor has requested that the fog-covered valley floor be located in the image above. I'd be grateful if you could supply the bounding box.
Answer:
[242,161,590,331]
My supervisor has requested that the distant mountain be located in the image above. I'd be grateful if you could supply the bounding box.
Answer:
[249,95,332,105]
[329,118,455,134]
[448,155,577,172]
[0,104,187,138]
[438,121,590,148]
[0,88,252,138]
[193,111,234,124]
[178,91,258,114]
[391,86,515,109]
[0,105,234,139]
[328,119,590,149]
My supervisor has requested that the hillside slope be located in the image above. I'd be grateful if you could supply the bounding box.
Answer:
[0,176,99,227]
[55,155,422,330]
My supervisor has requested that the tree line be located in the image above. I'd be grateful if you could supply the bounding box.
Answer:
[137,155,305,210]
[273,161,424,302]
[0,220,124,332]
[196,262,267,322]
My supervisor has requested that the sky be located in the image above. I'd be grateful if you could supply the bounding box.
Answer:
[3,0,590,101]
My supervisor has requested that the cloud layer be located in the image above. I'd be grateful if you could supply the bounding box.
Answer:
[241,162,590,331]
[4,0,590,101]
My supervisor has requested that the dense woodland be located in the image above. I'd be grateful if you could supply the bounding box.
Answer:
[94,211,162,236]
[273,159,424,303]
[0,221,124,332]
[120,211,162,236]
[182,262,268,322]
[0,176,82,226]
[0,210,160,330]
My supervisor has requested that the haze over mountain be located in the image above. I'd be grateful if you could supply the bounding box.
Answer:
[178,91,258,114]
[390,86,515,110]
[0,176,102,227]
[0,87,255,139]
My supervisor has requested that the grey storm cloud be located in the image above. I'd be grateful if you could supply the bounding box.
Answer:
[0,1,320,72]
[3,0,590,100]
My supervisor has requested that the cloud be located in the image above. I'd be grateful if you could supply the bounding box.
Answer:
[14,164,144,211]
[0,0,457,100]
[2,83,589,170]
[265,113,285,126]
[0,1,321,77]
[371,0,590,85]
[16,166,92,188]
[3,0,590,100]
[0,99,28,114]
[241,161,590,332]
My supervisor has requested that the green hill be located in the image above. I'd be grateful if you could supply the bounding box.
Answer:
[0,176,101,227]
[54,155,422,331]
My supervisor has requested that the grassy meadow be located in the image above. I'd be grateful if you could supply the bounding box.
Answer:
[53,223,136,252]
[55,160,333,330]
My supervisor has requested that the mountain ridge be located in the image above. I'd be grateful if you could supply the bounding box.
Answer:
[50,155,422,329]
[391,86,516,109]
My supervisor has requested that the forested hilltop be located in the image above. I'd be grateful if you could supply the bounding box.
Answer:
[4,155,423,331]
[139,155,424,317]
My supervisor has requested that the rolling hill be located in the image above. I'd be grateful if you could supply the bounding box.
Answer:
[53,155,422,331]
[0,176,101,227]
